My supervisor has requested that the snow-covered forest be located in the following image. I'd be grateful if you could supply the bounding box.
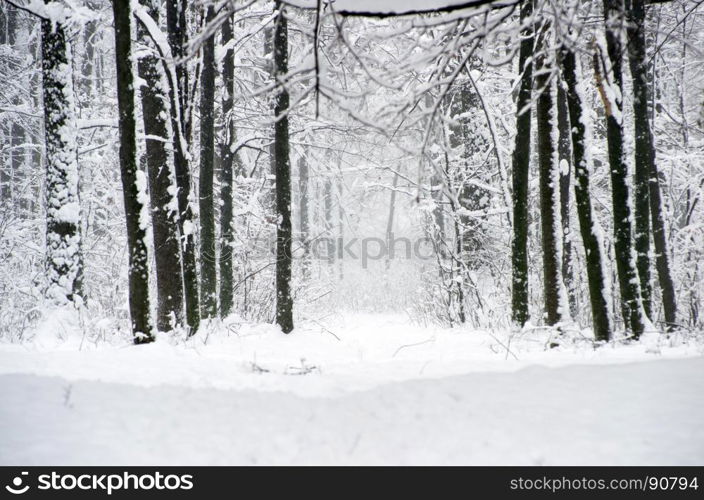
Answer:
[1,0,703,465]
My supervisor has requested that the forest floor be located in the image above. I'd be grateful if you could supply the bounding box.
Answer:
[0,312,702,465]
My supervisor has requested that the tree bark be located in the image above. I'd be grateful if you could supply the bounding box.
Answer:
[298,154,310,278]
[535,49,563,326]
[112,0,154,342]
[199,5,217,318]
[600,0,646,338]
[41,10,84,305]
[559,44,612,341]
[137,0,184,332]
[625,0,653,320]
[273,0,293,333]
[627,0,677,330]
[166,0,200,333]
[556,79,577,318]
[510,0,534,327]
[219,15,236,318]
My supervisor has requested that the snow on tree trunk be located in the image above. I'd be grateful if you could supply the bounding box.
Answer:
[626,0,677,331]
[556,79,577,319]
[600,0,646,338]
[112,0,154,343]
[137,0,184,332]
[626,0,653,320]
[273,0,294,333]
[219,15,236,319]
[536,44,564,327]
[41,14,84,306]
[166,0,200,334]
[199,5,217,319]
[559,43,612,342]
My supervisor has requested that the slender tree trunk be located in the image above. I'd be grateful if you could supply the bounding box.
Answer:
[41,11,84,305]
[556,79,577,318]
[600,0,646,338]
[273,0,293,333]
[199,5,217,318]
[298,155,310,278]
[385,172,399,271]
[112,0,154,343]
[137,0,184,331]
[627,0,677,330]
[536,49,563,326]
[219,16,236,318]
[166,0,200,333]
[324,175,335,263]
[560,44,612,341]
[511,0,534,327]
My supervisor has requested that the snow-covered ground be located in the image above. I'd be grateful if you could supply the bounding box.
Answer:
[1,312,702,465]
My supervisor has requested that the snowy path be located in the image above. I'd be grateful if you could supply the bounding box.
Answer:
[1,313,702,465]
[1,358,703,465]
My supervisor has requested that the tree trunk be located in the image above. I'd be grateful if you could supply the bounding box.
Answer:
[535,49,563,327]
[556,79,577,318]
[41,12,84,305]
[627,0,677,330]
[199,5,217,319]
[298,154,310,278]
[324,175,335,263]
[219,16,236,318]
[600,0,646,338]
[137,0,184,332]
[112,0,154,343]
[385,172,398,271]
[510,0,534,327]
[559,44,612,341]
[625,0,653,320]
[166,0,200,333]
[273,0,293,333]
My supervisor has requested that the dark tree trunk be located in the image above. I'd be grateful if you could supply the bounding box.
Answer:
[601,0,646,338]
[510,0,534,327]
[560,44,612,341]
[273,0,293,333]
[166,0,200,333]
[535,50,563,327]
[625,0,653,320]
[219,16,236,318]
[627,0,677,330]
[112,0,154,343]
[41,11,84,305]
[199,5,217,319]
[137,0,184,332]
[557,79,577,318]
